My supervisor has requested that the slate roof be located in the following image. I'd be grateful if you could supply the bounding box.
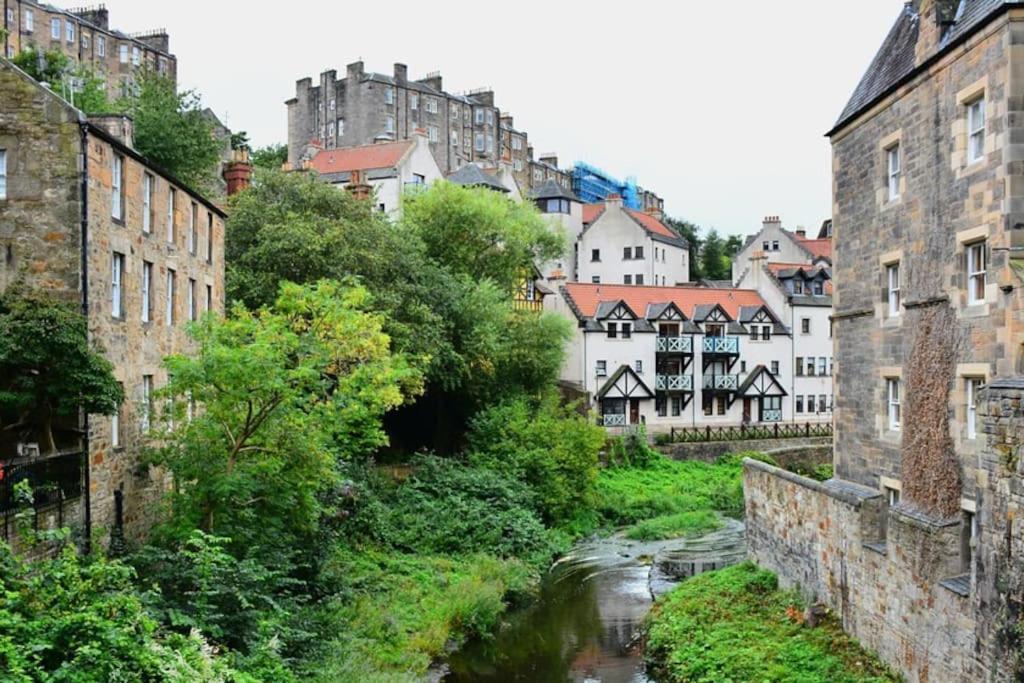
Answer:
[529,179,578,202]
[309,141,413,174]
[447,163,509,192]
[832,0,1020,133]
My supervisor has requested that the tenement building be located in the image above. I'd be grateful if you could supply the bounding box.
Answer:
[0,58,224,543]
[744,1,1024,680]
[3,2,176,98]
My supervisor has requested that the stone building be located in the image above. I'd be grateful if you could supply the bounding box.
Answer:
[0,57,224,544]
[3,2,176,99]
[745,1,1024,680]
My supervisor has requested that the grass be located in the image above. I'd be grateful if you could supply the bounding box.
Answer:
[305,547,535,682]
[645,562,900,683]
[624,510,722,541]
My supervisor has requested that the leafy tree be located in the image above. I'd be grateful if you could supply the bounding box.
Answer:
[13,47,110,114]
[12,47,69,84]
[725,234,744,259]
[116,71,223,192]
[149,281,420,547]
[0,289,123,453]
[665,216,704,280]
[251,144,288,170]
[401,181,565,291]
[700,228,730,281]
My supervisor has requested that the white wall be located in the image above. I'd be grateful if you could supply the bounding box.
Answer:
[578,202,688,286]
[732,221,811,282]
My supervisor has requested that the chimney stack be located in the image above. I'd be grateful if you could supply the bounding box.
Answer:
[763,215,782,230]
[346,60,365,82]
[88,114,134,149]
[796,227,806,238]
[539,153,559,168]
[393,63,408,83]
[223,148,253,197]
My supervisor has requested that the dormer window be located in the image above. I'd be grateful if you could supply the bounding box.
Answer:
[607,322,618,339]
[813,281,824,296]
[541,198,570,214]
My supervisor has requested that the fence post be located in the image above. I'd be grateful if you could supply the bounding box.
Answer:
[706,426,711,441]
[671,426,675,443]
[805,422,810,437]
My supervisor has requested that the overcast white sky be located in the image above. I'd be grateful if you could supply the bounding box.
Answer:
[102,0,901,237]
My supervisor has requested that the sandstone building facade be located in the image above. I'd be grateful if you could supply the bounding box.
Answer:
[3,2,176,99]
[745,1,1024,680]
[0,57,224,543]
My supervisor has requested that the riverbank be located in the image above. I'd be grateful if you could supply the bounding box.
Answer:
[644,563,899,682]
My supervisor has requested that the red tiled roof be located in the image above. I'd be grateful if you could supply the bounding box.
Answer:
[797,237,832,260]
[563,283,767,320]
[582,203,605,225]
[626,209,678,240]
[309,141,413,174]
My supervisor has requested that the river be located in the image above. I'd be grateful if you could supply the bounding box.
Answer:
[439,517,746,683]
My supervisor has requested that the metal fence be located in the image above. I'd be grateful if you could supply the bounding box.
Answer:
[1,451,84,538]
[667,422,833,444]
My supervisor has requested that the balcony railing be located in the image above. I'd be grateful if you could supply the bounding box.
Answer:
[703,336,739,354]
[656,336,692,354]
[667,422,834,444]
[703,374,739,391]
[513,298,544,312]
[762,409,783,423]
[602,414,627,427]
[656,374,694,392]
[1,450,83,514]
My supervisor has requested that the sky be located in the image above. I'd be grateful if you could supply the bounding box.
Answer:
[101,0,902,238]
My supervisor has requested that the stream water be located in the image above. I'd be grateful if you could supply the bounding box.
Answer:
[439,517,747,683]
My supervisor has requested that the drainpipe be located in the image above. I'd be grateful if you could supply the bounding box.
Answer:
[79,122,92,553]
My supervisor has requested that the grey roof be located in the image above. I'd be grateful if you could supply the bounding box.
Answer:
[738,305,765,323]
[528,179,578,202]
[447,164,509,192]
[702,279,734,289]
[595,301,622,320]
[645,302,670,319]
[832,1,1018,133]
[789,294,834,308]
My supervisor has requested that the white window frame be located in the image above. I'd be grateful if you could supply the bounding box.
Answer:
[141,261,152,323]
[51,17,61,40]
[967,97,986,165]
[887,378,901,431]
[207,213,214,263]
[112,155,124,220]
[967,241,986,305]
[189,203,197,254]
[887,144,901,200]
[475,108,484,125]
[66,21,74,43]
[166,269,176,324]
[475,132,485,152]
[142,375,153,433]
[119,44,128,64]
[111,387,122,448]
[142,173,152,233]
[187,278,196,322]
[410,94,418,110]
[426,98,437,114]
[167,187,176,243]
[111,252,124,318]
[0,149,6,200]
[384,87,394,105]
[132,46,141,66]
[97,35,106,57]
[428,125,439,143]
[385,115,395,133]
[25,9,33,31]
[596,360,607,377]
[966,377,983,440]
[887,263,901,316]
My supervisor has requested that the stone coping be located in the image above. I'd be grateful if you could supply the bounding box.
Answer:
[743,458,882,508]
[890,502,960,530]
[938,574,971,598]
[985,377,1024,391]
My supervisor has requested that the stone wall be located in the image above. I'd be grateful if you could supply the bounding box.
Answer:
[745,458,976,681]
[659,436,831,467]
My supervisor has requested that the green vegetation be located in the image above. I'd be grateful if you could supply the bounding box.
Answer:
[624,510,722,541]
[788,461,835,482]
[645,563,899,683]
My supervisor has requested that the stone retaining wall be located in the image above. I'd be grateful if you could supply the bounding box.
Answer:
[660,437,831,466]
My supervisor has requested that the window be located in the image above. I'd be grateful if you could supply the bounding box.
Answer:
[475,132,485,152]
[338,119,345,137]
[740,361,747,373]
[807,395,817,413]
[98,35,105,57]
[621,323,632,339]
[449,102,457,118]
[885,486,900,506]
[591,276,601,284]
[887,144,901,200]
[451,130,458,147]
[385,115,395,133]
[716,396,727,415]
[806,357,816,376]
[771,361,780,375]
[112,155,124,220]
[111,252,125,318]
[635,274,644,285]
[819,394,827,413]
[801,317,811,334]
[330,98,337,111]
[967,241,986,305]
[635,360,643,374]
[607,323,618,339]
[486,135,494,154]
[66,21,74,43]
[795,357,804,376]
[591,249,600,262]
[962,509,978,571]
[188,278,196,322]
[966,377,983,439]
[189,203,197,254]
[111,383,123,448]
[206,284,213,313]
[634,246,644,259]
[426,98,437,114]
[762,241,769,251]
[24,9,33,31]
[384,87,394,105]
[887,378,901,430]
[772,240,779,251]
[142,173,153,233]
[813,281,824,296]
[51,17,61,40]
[514,159,524,172]
[119,44,128,63]
[817,357,827,376]
[656,396,667,417]
[596,360,607,377]
[624,275,633,285]
[206,213,214,263]
[751,324,771,341]
[968,97,986,164]
[486,110,494,126]
[142,375,153,433]
[543,198,569,214]
[887,263,900,315]
[624,247,633,260]
[82,33,89,49]
[475,108,484,125]
[166,269,176,324]
[167,187,176,243]
[427,125,439,143]
[132,46,141,66]
[141,261,153,323]
[0,149,6,200]
[512,136,523,151]
[796,395,804,413]
[672,396,682,417]
[327,122,335,138]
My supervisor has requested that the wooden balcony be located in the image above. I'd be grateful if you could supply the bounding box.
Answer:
[656,374,694,392]
[513,298,544,313]
[702,374,739,391]
[702,336,740,355]
[602,414,627,427]
[656,336,693,354]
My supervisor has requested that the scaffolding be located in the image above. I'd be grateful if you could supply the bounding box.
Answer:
[571,161,642,210]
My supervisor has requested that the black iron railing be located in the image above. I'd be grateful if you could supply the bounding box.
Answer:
[667,422,833,444]
[1,451,84,537]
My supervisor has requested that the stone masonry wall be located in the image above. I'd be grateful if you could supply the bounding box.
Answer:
[745,459,977,681]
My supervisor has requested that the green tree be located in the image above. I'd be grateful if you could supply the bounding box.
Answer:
[13,47,111,113]
[251,144,288,170]
[700,228,730,281]
[150,281,420,547]
[117,71,223,192]
[0,289,123,453]
[665,216,703,280]
[12,47,69,84]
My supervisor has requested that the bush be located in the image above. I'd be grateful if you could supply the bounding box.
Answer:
[607,428,660,468]
[467,395,604,524]
[624,510,721,541]
[645,563,898,682]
